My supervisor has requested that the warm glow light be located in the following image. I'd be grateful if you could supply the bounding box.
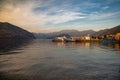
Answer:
[0,0,120,33]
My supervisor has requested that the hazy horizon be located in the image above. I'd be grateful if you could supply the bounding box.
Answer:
[0,0,120,33]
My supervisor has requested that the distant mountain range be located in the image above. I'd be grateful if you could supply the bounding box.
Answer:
[0,22,35,39]
[34,25,120,39]
[34,30,96,39]
[0,22,119,39]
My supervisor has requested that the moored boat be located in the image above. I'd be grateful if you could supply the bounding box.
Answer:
[52,36,66,42]
[65,38,76,42]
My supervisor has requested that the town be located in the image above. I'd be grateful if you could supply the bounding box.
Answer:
[52,33,120,43]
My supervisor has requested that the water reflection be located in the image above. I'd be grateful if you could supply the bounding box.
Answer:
[55,41,120,51]
[115,44,120,51]
[0,39,33,54]
[102,42,120,51]
[0,39,120,80]
[57,42,66,47]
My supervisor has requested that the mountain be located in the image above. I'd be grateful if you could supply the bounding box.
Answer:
[34,32,71,39]
[92,25,120,36]
[92,29,109,36]
[34,29,96,39]
[0,22,35,39]
[34,25,120,39]
[107,25,120,34]
[59,29,96,36]
[59,29,81,36]
[78,30,96,36]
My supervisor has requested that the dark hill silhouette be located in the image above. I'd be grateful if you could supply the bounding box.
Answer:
[92,25,120,36]
[0,22,35,39]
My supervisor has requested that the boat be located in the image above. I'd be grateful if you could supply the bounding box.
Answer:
[52,36,81,42]
[65,38,76,42]
[52,36,66,42]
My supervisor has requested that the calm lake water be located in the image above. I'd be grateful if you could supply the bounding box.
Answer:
[0,39,120,80]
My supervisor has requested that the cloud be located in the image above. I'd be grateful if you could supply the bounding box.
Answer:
[88,11,120,20]
[0,0,51,32]
[0,0,86,27]
[0,0,120,32]
[102,6,109,10]
[43,11,86,24]
[32,0,87,24]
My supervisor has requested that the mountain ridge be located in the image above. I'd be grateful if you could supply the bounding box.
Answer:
[92,25,120,36]
[34,25,120,39]
[0,22,119,39]
[0,22,35,39]
[34,29,96,39]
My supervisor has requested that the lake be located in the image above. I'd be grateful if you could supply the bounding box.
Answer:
[0,39,120,80]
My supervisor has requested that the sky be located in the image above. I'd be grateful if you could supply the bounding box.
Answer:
[0,0,120,33]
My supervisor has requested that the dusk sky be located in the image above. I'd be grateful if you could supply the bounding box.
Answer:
[0,0,120,33]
